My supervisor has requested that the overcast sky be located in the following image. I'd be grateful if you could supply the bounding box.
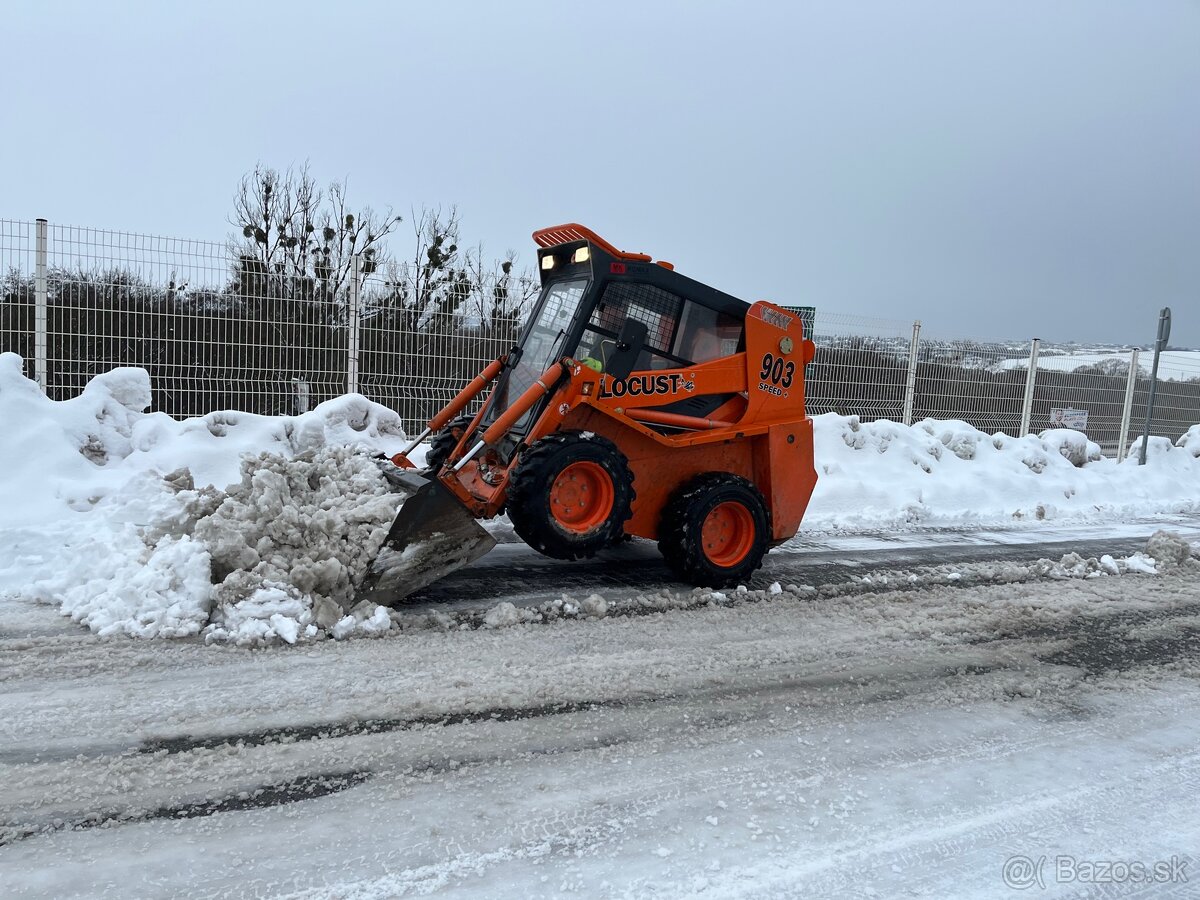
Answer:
[4,1,1198,346]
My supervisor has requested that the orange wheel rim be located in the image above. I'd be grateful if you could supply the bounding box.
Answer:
[549,461,614,533]
[701,501,755,567]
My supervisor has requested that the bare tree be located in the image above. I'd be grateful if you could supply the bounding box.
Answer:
[230,163,402,310]
[407,206,463,318]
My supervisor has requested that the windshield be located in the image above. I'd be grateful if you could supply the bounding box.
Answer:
[488,278,589,427]
[517,278,589,381]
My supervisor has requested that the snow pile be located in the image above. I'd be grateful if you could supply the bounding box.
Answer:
[0,355,155,528]
[1037,428,1102,466]
[479,592,611,628]
[194,448,404,644]
[32,526,214,639]
[483,601,523,629]
[16,447,406,643]
[0,351,408,530]
[808,414,1200,528]
[0,354,413,644]
[1144,529,1196,569]
[1178,424,1200,458]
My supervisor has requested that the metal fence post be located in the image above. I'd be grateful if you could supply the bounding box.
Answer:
[1116,348,1140,463]
[34,218,48,392]
[902,319,921,426]
[1138,306,1172,465]
[1019,337,1040,436]
[347,255,361,396]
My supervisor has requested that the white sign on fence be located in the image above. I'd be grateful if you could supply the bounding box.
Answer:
[1050,407,1088,430]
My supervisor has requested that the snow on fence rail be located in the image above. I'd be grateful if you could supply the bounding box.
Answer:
[2,217,1197,454]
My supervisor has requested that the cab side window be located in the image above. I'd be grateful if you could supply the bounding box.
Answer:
[673,302,744,364]
[584,281,684,370]
[589,281,682,351]
[581,282,745,372]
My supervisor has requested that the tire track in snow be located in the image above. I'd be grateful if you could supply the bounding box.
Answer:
[1,629,1179,849]
[9,598,1199,768]
[270,696,1200,899]
[0,770,369,848]
[0,651,1060,838]
[7,651,1004,763]
[136,698,640,757]
[977,604,1200,674]
[5,634,1196,893]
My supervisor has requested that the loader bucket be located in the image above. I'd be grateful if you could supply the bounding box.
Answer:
[356,469,497,606]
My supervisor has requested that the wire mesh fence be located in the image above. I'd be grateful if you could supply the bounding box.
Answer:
[2,216,1198,450]
[912,335,1028,439]
[1127,354,1200,455]
[1028,355,1131,456]
[356,267,534,426]
[0,220,36,380]
[0,218,540,421]
[804,310,915,423]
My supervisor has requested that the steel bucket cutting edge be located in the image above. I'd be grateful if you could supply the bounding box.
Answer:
[356,471,496,605]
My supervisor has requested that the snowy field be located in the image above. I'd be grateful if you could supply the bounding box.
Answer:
[998,348,1200,381]
[3,352,1200,898]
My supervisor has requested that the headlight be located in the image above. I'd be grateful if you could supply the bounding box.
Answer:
[541,254,556,271]
[572,246,590,263]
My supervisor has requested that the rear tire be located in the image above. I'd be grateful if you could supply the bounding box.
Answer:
[422,416,471,475]
[507,432,635,560]
[659,473,770,587]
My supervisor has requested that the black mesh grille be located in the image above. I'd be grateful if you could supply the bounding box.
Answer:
[590,282,682,352]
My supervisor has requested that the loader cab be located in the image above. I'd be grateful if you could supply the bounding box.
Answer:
[481,230,750,455]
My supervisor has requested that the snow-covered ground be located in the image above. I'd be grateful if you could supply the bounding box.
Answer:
[998,348,1200,381]
[3,353,1200,898]
[3,542,1200,898]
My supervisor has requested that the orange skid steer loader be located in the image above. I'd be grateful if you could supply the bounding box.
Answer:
[356,224,818,605]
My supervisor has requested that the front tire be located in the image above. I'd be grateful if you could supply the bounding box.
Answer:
[422,416,471,475]
[506,432,635,560]
[659,473,770,587]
